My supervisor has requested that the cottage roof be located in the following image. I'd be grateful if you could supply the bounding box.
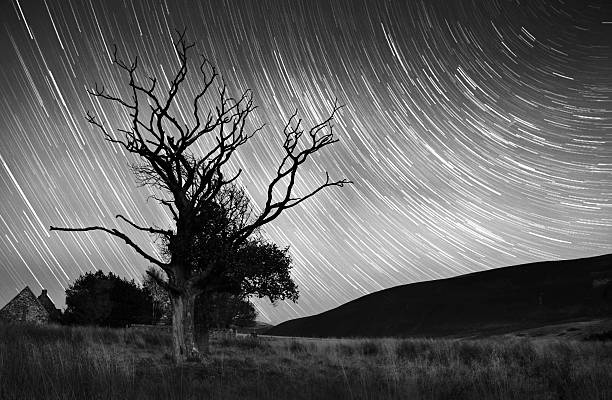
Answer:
[0,286,50,324]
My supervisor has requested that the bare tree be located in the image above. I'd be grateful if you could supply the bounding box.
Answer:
[50,31,351,363]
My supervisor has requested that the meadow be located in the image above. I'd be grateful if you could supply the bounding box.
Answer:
[1,322,611,400]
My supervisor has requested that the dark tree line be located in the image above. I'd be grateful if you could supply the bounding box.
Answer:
[64,269,259,329]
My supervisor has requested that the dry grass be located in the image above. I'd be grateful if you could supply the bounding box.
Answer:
[1,322,611,399]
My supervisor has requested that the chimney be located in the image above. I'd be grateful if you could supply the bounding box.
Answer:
[41,289,47,296]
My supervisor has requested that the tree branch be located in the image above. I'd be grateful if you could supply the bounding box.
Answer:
[233,100,352,241]
[50,225,168,268]
[115,214,172,236]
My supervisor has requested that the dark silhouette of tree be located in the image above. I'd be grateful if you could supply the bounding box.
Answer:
[194,292,257,353]
[50,31,350,363]
[197,292,257,329]
[63,270,152,327]
[145,226,296,352]
[144,268,258,328]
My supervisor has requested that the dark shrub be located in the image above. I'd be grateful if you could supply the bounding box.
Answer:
[455,341,490,364]
[336,343,355,357]
[64,270,153,327]
[289,341,309,354]
[584,330,612,341]
[396,340,430,360]
[360,340,380,356]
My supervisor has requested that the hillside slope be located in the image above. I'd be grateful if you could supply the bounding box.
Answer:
[268,254,612,338]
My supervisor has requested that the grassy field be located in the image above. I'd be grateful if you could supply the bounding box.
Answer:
[1,322,611,399]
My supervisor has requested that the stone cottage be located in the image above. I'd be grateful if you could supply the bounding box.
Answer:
[0,287,61,324]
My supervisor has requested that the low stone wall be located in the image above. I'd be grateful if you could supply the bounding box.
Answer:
[210,329,237,340]
[129,323,171,332]
[127,325,239,340]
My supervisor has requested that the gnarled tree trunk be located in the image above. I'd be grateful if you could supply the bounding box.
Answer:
[170,289,199,362]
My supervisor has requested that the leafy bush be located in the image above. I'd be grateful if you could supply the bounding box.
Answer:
[63,270,153,327]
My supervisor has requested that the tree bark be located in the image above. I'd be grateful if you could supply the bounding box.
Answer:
[171,289,199,362]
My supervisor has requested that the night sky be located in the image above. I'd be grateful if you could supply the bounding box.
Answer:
[0,0,610,324]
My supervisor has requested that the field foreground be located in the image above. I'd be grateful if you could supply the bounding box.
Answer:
[1,323,611,400]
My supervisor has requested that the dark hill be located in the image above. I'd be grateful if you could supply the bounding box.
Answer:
[268,254,612,338]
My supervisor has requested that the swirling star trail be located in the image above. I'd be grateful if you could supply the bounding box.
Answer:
[0,0,610,323]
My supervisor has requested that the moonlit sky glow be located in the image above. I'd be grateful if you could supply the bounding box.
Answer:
[0,0,610,323]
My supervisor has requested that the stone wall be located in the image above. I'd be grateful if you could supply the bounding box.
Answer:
[210,328,237,340]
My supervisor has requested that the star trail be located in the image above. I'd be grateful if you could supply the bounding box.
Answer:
[0,0,610,323]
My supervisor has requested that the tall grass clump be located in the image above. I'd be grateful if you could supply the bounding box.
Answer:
[359,340,381,356]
